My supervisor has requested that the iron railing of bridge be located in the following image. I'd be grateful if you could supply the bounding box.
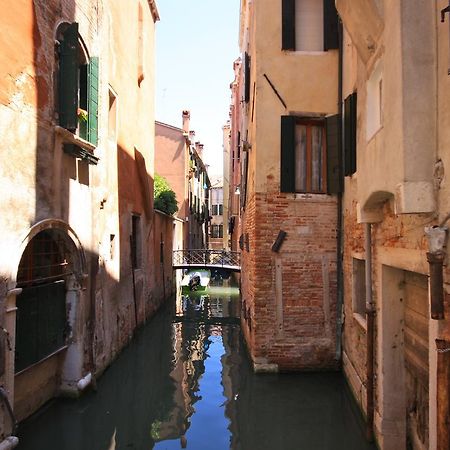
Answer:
[172,249,240,269]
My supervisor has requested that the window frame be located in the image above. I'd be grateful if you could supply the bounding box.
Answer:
[281,116,328,194]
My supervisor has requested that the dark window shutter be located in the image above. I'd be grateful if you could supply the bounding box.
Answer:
[280,116,296,193]
[282,0,296,50]
[344,92,357,176]
[244,52,251,103]
[326,114,342,194]
[323,0,339,50]
[59,23,79,131]
[87,56,99,146]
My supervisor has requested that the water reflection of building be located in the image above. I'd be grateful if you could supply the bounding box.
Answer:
[155,310,208,444]
[155,283,241,448]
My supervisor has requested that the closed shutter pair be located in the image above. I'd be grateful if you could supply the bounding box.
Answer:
[59,22,99,146]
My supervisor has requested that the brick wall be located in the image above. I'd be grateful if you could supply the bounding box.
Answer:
[241,182,339,371]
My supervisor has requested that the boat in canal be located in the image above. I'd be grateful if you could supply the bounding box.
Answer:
[180,269,211,293]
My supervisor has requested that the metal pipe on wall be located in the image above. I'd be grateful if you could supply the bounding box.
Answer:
[365,223,375,442]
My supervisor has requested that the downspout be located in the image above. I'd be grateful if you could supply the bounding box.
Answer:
[335,18,344,362]
[365,223,375,441]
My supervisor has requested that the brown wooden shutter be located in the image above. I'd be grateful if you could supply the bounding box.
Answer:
[282,0,296,50]
[323,0,339,50]
[344,92,357,176]
[59,23,79,131]
[244,52,251,103]
[280,116,296,193]
[326,114,342,194]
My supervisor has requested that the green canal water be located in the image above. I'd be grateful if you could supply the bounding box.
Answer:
[17,281,376,450]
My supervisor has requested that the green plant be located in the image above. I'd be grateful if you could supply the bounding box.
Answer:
[154,174,178,215]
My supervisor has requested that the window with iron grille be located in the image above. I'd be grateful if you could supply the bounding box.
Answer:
[15,230,69,373]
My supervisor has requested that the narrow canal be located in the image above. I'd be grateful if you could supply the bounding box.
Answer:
[17,281,375,450]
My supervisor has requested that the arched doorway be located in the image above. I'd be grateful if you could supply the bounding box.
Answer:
[15,228,78,373]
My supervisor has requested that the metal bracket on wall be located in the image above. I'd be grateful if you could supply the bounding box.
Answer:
[271,230,287,253]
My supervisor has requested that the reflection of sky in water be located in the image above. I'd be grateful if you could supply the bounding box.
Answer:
[154,336,230,450]
[17,281,376,450]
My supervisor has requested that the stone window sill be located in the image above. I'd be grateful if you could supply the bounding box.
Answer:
[55,126,96,152]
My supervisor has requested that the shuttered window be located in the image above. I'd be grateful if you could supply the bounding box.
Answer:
[57,22,98,146]
[344,92,357,176]
[58,23,79,131]
[326,114,341,194]
[281,115,341,194]
[281,0,338,51]
[87,57,99,146]
[244,52,251,103]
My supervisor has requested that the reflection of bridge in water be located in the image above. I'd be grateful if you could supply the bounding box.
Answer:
[172,249,241,272]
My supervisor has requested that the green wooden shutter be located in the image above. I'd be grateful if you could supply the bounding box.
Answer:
[59,23,79,131]
[244,52,251,103]
[282,0,296,50]
[280,116,296,193]
[326,114,342,194]
[323,0,339,50]
[344,92,357,176]
[88,56,99,146]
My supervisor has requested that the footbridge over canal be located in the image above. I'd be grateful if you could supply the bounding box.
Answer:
[172,249,241,272]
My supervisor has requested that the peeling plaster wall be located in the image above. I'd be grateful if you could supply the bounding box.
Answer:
[0,0,161,429]
[340,2,450,449]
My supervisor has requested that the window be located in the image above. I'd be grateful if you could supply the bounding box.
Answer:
[131,215,142,269]
[57,22,99,145]
[108,88,117,141]
[282,0,338,51]
[211,225,223,239]
[281,115,341,194]
[344,92,357,176]
[244,52,251,103]
[282,117,326,193]
[366,62,383,140]
[15,230,69,373]
[352,258,366,319]
[212,204,223,216]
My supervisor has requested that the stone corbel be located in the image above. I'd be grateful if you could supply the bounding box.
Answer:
[336,0,383,63]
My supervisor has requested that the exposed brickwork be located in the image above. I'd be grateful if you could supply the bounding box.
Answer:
[241,180,339,371]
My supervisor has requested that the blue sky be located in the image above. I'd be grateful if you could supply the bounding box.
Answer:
[155,0,240,176]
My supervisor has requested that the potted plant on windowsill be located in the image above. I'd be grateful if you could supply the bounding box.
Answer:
[77,108,88,140]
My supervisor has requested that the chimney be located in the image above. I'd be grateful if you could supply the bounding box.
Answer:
[182,110,190,133]
[195,142,204,159]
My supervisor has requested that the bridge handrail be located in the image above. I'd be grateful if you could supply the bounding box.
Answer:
[173,249,241,268]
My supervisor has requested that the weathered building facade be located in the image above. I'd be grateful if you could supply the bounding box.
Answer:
[337,1,450,449]
[0,0,169,444]
[236,0,341,372]
[155,112,210,251]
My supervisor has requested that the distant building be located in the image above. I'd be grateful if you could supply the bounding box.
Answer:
[155,111,210,250]
[209,177,224,250]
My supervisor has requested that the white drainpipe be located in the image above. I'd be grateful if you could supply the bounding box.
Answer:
[77,372,92,391]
